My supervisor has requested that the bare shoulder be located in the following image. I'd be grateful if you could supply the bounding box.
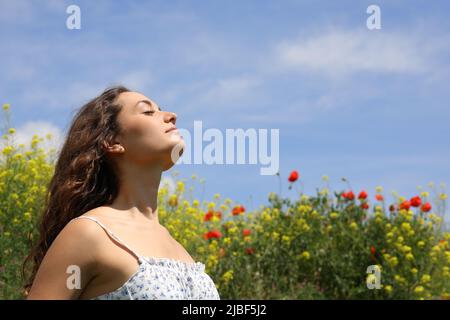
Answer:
[26,213,105,299]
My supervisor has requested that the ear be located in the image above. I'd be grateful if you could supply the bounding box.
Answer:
[102,141,124,154]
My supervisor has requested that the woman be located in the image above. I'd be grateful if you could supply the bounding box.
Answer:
[22,85,220,300]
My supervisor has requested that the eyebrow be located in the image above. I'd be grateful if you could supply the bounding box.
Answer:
[134,100,162,111]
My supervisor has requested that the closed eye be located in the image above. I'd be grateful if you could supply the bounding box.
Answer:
[143,111,155,115]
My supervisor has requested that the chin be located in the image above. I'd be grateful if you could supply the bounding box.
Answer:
[162,139,185,171]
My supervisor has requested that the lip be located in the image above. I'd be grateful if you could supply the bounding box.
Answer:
[165,127,178,133]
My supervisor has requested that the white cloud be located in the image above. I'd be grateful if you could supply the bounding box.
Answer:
[1,120,64,163]
[160,175,176,194]
[198,75,262,108]
[115,71,154,93]
[273,28,443,77]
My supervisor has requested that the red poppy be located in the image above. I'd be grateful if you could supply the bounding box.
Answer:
[421,202,432,212]
[203,210,214,222]
[232,205,245,216]
[389,204,396,212]
[219,247,226,258]
[243,229,251,237]
[399,200,411,211]
[370,246,376,255]
[216,211,222,219]
[375,194,384,201]
[245,247,255,255]
[361,202,369,210]
[344,191,355,200]
[288,170,299,182]
[410,196,422,207]
[358,190,368,200]
[203,230,222,240]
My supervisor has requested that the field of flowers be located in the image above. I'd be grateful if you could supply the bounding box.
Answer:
[1,103,449,299]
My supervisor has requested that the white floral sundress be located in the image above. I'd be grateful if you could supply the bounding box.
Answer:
[72,216,221,300]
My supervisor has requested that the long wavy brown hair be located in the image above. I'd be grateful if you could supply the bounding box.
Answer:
[21,85,131,297]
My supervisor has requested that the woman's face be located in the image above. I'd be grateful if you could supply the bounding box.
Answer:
[111,91,184,170]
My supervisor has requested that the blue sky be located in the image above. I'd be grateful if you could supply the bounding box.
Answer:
[1,0,449,223]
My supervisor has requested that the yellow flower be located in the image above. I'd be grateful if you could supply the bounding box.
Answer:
[376,186,384,193]
[322,175,329,182]
[3,103,10,110]
[176,181,185,193]
[2,146,13,155]
[282,235,291,243]
[421,274,431,283]
[414,286,424,294]
[349,222,358,230]
[223,237,231,245]
[405,253,414,261]
[271,232,280,240]
[207,201,215,210]
[192,199,200,207]
[432,245,441,253]
[221,270,234,283]
[301,251,311,260]
[394,274,405,283]
[23,212,32,221]
[440,193,448,201]
[168,195,178,207]
[302,224,311,232]
[330,212,339,219]
[8,128,15,135]
[402,245,412,253]
[31,138,40,148]
[262,212,272,222]
[401,222,411,231]
[411,268,418,274]
[389,257,399,267]
[420,191,429,198]
[384,285,393,293]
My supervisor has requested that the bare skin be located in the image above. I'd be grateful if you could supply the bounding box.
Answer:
[27,91,192,300]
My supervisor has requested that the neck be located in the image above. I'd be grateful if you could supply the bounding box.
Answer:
[109,162,163,226]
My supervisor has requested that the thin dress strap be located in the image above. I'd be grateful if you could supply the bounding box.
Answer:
[72,216,142,262]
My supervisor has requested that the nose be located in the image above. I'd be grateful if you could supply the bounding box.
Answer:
[164,111,177,124]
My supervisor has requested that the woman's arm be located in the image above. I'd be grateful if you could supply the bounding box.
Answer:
[26,218,101,300]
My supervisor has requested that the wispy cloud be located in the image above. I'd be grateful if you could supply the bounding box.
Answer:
[273,28,447,78]
[1,120,64,156]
